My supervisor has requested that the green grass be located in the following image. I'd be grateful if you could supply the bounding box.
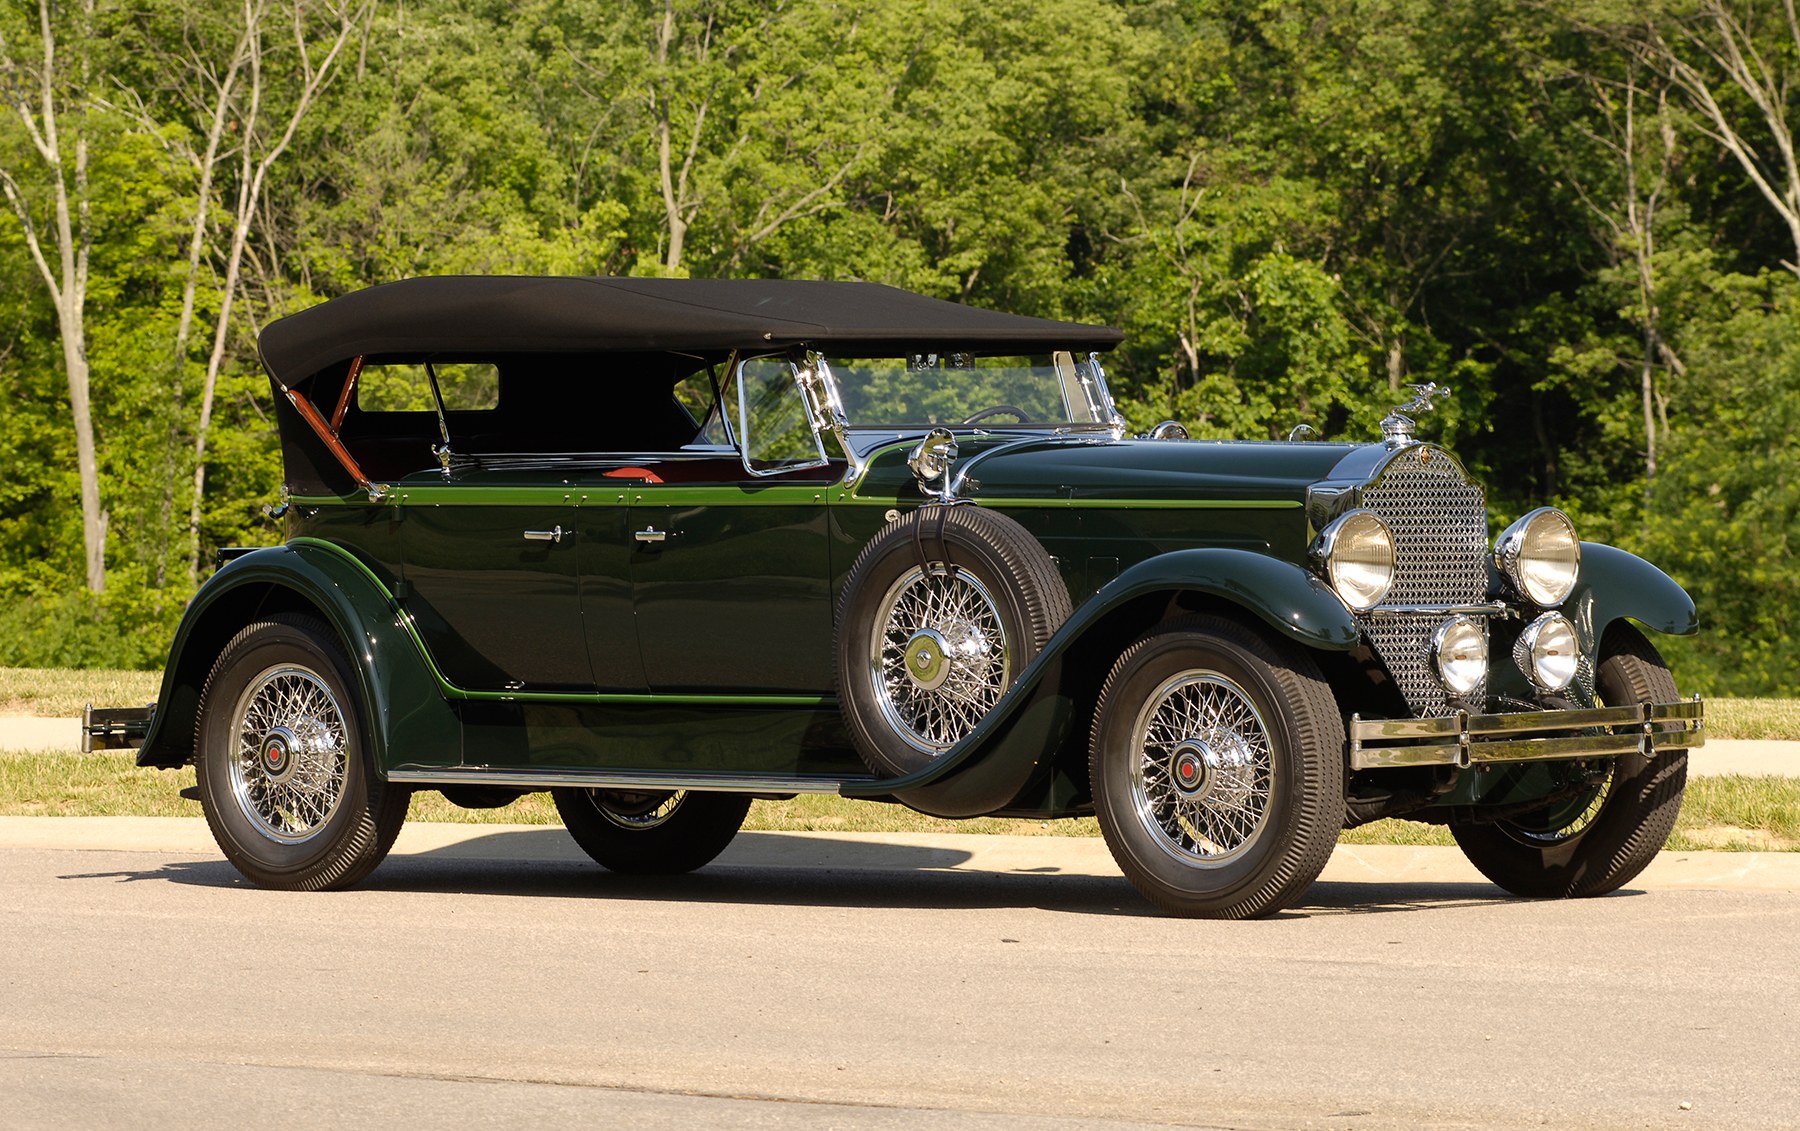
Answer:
[0,667,161,718]
[1704,698,1800,741]
[1,750,1793,850]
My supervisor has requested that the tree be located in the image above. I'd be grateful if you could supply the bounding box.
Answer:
[0,0,106,592]
[183,0,368,580]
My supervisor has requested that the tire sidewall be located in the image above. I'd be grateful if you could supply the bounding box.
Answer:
[196,620,377,885]
[1092,628,1315,911]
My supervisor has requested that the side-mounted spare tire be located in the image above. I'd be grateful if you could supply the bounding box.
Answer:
[835,505,1072,776]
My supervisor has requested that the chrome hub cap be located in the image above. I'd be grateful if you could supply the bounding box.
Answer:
[592,789,685,830]
[228,665,350,845]
[1130,672,1273,864]
[904,628,952,691]
[871,565,1010,754]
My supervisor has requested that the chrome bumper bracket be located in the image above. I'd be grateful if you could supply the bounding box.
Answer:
[81,703,155,753]
[1349,696,1704,771]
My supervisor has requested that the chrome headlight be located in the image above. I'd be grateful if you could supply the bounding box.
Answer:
[1495,507,1580,607]
[1432,615,1488,697]
[1312,510,1395,612]
[1514,612,1578,693]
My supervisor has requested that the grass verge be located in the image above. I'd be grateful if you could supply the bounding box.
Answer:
[2,750,1793,850]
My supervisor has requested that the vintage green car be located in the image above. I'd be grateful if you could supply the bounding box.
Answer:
[86,276,1704,917]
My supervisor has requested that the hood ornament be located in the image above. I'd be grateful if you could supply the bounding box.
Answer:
[1380,383,1448,448]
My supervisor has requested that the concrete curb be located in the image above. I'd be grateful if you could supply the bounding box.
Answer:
[3,816,1796,893]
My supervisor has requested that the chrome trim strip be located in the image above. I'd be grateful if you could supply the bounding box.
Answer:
[1364,602,1509,618]
[387,768,875,795]
[1349,696,1705,770]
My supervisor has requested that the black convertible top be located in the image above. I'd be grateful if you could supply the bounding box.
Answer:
[258,276,1124,387]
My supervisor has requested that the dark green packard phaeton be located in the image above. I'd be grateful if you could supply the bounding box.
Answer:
[86,277,1705,917]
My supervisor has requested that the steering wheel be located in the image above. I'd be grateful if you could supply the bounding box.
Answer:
[960,404,1032,425]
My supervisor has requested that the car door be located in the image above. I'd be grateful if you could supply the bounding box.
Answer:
[397,474,598,691]
[611,357,837,694]
[621,472,836,693]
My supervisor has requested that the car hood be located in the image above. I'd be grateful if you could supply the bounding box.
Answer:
[929,435,1368,505]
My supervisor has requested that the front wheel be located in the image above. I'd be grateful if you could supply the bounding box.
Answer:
[194,615,408,890]
[1089,616,1345,919]
[1450,623,1687,898]
[552,789,751,874]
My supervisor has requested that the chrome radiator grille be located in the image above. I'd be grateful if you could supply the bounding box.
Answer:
[1357,447,1489,716]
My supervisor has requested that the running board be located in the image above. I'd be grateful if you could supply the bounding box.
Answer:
[386,768,882,796]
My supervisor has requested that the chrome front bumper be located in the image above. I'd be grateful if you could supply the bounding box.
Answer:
[1349,697,1704,771]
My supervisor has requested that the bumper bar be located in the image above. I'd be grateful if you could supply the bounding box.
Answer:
[81,703,155,753]
[1349,696,1704,771]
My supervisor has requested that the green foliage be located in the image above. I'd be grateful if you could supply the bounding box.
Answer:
[0,0,1798,691]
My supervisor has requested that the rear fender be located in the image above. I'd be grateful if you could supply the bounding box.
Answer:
[137,539,459,772]
[845,548,1357,815]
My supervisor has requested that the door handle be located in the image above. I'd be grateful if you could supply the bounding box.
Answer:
[523,526,564,543]
[634,527,668,544]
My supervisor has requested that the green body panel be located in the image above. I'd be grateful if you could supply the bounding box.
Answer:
[448,700,860,778]
[136,540,461,771]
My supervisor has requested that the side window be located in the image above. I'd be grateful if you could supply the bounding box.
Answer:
[357,362,500,413]
[673,368,730,447]
[734,356,826,474]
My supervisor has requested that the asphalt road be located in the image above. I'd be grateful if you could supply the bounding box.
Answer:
[3,828,1797,1130]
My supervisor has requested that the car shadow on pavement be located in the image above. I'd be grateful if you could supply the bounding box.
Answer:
[50,829,1620,918]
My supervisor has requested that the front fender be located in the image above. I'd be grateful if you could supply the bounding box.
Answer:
[137,538,459,772]
[1563,541,1698,660]
[844,548,1356,815]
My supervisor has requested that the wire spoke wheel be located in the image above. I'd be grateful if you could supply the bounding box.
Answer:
[869,564,1011,754]
[195,615,407,891]
[1089,616,1342,919]
[228,664,351,844]
[1129,672,1274,864]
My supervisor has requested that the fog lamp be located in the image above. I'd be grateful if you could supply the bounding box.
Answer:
[1432,615,1488,698]
[1514,612,1579,693]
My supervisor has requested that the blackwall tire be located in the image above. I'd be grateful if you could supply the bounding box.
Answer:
[194,614,408,890]
[552,789,751,874]
[1089,615,1345,919]
[1450,623,1687,898]
[834,505,1072,776]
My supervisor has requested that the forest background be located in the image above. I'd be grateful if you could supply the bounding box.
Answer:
[1,0,1795,694]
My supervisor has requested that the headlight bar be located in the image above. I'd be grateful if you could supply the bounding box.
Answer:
[1348,696,1705,771]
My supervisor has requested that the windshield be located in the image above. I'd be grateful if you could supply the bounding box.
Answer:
[824,351,1114,429]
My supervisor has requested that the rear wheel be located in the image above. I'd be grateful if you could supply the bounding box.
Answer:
[1089,616,1344,919]
[552,789,751,874]
[1450,623,1687,898]
[194,615,408,890]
